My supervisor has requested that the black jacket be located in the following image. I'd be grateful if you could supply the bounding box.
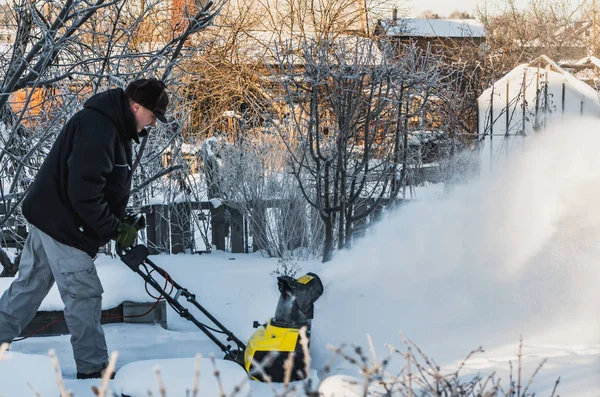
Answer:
[22,88,138,257]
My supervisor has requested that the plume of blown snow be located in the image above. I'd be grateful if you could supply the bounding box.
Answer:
[311,117,600,371]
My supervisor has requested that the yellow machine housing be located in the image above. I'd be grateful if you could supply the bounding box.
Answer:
[244,272,323,382]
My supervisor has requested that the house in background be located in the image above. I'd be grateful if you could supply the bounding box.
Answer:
[374,13,487,58]
[548,20,593,61]
[373,14,487,138]
[558,55,600,87]
[477,55,600,174]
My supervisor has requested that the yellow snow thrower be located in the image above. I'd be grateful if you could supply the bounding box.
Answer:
[245,272,324,382]
[118,245,323,382]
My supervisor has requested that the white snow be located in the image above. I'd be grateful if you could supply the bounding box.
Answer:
[0,119,599,395]
[0,352,59,397]
[223,110,241,118]
[202,136,218,158]
[402,181,445,200]
[318,375,364,396]
[113,357,250,397]
[208,197,223,208]
[311,118,600,396]
[575,55,600,69]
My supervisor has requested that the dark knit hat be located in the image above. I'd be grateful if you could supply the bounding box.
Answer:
[125,78,169,123]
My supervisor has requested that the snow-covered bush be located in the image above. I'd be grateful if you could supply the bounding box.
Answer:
[199,135,322,259]
[3,336,557,396]
[270,257,302,278]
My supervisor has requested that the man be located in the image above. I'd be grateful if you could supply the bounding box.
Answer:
[0,78,169,379]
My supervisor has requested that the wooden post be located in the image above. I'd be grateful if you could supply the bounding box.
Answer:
[522,69,527,134]
[144,204,170,255]
[353,201,369,239]
[243,216,249,254]
[476,98,480,135]
[281,199,307,252]
[251,203,269,253]
[357,0,369,35]
[544,65,550,128]
[211,204,226,251]
[489,86,494,168]
[505,80,510,135]
[489,87,494,136]
[534,65,540,130]
[171,202,193,254]
[562,82,566,115]
[594,0,598,55]
[229,207,244,253]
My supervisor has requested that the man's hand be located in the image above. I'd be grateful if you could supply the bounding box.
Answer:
[123,213,145,231]
[115,213,145,248]
[116,223,138,248]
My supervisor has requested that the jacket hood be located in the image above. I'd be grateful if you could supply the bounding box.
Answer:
[84,88,139,143]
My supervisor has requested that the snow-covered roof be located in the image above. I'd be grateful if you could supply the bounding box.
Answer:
[575,55,600,68]
[378,18,486,38]
[553,20,592,40]
[532,55,600,103]
[479,55,600,105]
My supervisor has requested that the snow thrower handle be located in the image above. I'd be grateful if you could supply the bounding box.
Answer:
[117,244,150,272]
[116,244,248,367]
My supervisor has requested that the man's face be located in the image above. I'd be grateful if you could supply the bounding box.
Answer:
[131,102,157,132]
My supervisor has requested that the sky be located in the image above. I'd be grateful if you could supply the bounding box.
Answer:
[395,0,530,18]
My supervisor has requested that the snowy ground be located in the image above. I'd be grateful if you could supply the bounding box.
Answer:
[1,251,315,396]
[1,118,600,396]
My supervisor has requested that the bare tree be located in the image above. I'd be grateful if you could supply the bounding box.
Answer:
[160,0,372,259]
[0,0,225,273]
[420,10,443,19]
[448,10,475,19]
[478,0,589,78]
[273,37,445,262]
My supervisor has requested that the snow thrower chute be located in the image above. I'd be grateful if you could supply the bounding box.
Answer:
[118,244,323,382]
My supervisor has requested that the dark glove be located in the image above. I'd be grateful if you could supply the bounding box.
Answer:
[116,223,138,248]
[115,213,145,248]
[123,213,146,231]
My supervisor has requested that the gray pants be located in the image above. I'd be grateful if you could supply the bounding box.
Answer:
[0,226,108,374]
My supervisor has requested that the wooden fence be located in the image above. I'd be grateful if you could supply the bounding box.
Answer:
[142,201,246,254]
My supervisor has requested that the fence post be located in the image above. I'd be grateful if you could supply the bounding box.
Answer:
[522,68,527,133]
[534,65,540,129]
[251,202,268,253]
[171,202,194,254]
[211,204,226,251]
[489,86,494,169]
[229,207,244,253]
[562,82,565,116]
[505,80,510,134]
[143,204,169,254]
